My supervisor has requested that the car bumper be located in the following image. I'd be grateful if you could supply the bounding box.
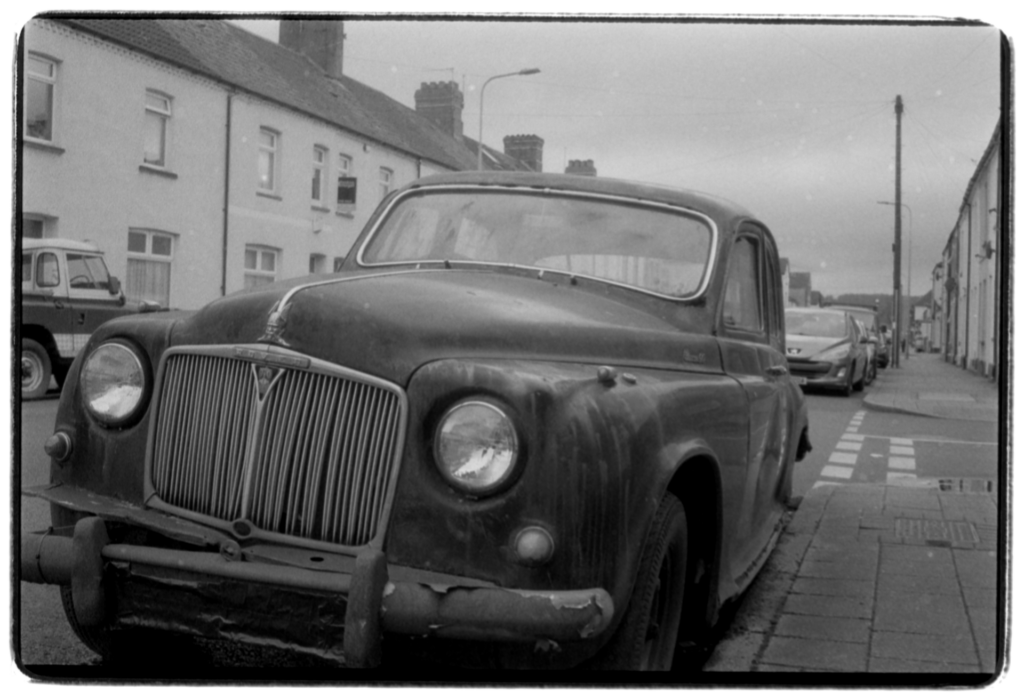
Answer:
[22,487,614,667]
[788,358,853,390]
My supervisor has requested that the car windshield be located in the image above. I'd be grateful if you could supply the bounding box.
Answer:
[66,253,112,290]
[360,190,714,297]
[786,311,847,338]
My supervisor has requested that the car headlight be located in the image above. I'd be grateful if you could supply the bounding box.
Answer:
[814,343,853,363]
[434,399,520,495]
[81,341,148,427]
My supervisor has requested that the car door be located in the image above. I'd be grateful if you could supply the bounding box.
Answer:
[64,252,126,356]
[716,227,790,582]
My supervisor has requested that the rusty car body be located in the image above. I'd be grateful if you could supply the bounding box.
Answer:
[22,171,810,672]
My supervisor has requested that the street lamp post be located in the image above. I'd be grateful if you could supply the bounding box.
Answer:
[477,68,541,171]
[878,200,912,361]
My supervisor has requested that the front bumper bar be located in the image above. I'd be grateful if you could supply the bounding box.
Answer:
[22,515,614,667]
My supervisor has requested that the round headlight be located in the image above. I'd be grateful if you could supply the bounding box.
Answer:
[81,341,148,426]
[434,399,520,495]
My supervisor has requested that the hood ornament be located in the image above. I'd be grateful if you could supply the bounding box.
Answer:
[258,298,291,346]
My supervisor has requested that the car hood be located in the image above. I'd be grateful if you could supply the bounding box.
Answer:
[785,334,849,359]
[170,269,719,385]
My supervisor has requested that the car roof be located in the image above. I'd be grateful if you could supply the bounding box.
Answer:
[22,238,103,253]
[403,171,759,222]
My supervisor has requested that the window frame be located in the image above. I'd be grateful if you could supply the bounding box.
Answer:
[25,52,58,143]
[143,90,172,168]
[258,128,280,194]
[312,145,329,206]
[244,245,280,288]
[379,167,393,202]
[35,251,60,288]
[337,153,356,211]
[126,229,174,307]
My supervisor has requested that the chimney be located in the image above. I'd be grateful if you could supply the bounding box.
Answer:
[503,134,544,173]
[414,82,464,139]
[565,159,597,177]
[279,20,345,80]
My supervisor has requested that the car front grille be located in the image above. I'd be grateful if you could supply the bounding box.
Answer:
[787,359,833,379]
[148,347,405,549]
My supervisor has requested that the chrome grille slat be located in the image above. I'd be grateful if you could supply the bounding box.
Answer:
[150,349,403,547]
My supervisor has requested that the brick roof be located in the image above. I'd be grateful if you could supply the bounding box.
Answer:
[60,17,479,171]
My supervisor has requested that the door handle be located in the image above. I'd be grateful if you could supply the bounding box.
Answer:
[54,301,65,309]
[766,365,788,377]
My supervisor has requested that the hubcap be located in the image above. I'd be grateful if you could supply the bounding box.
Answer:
[22,354,43,392]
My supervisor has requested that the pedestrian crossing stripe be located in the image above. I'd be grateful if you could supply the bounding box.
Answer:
[836,441,863,451]
[890,445,915,456]
[890,437,913,446]
[828,451,857,465]
[842,434,866,441]
[821,465,853,479]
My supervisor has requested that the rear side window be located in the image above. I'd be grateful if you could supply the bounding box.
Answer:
[722,236,763,332]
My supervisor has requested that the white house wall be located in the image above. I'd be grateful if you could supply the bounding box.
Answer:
[23,20,227,311]
[224,93,427,294]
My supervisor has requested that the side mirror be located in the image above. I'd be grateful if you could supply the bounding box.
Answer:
[108,276,122,295]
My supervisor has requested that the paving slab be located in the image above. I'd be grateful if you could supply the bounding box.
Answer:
[870,631,978,666]
[774,614,871,644]
[783,592,873,619]
[761,636,868,672]
[874,590,972,637]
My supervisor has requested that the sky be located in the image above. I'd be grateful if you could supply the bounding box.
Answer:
[229,13,1003,299]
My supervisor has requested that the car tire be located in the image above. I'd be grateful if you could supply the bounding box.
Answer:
[842,370,853,397]
[853,361,865,392]
[21,339,52,399]
[595,493,688,671]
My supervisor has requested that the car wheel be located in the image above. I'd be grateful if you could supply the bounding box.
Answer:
[853,361,865,392]
[595,493,687,670]
[21,339,52,399]
[842,370,853,397]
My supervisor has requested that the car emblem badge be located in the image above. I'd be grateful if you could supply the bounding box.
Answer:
[256,366,279,398]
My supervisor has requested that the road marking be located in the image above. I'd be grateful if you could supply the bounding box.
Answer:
[829,451,858,465]
[888,457,916,470]
[836,440,863,451]
[887,472,919,484]
[821,465,853,479]
[813,480,842,489]
[890,437,914,446]
[890,445,915,456]
[836,433,996,446]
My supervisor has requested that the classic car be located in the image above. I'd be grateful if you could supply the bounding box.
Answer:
[22,171,810,672]
[21,238,160,399]
[785,307,870,396]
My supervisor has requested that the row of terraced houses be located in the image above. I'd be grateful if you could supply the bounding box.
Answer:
[21,18,598,310]
[926,120,1004,381]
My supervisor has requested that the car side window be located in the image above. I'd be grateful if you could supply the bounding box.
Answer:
[722,236,763,333]
[35,252,59,287]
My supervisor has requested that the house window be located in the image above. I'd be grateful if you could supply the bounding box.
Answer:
[312,146,328,205]
[127,230,173,308]
[258,128,279,192]
[144,91,172,167]
[379,167,393,201]
[310,254,327,274]
[337,154,356,210]
[244,246,279,288]
[26,53,57,142]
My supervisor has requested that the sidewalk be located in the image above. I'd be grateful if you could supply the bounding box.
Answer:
[704,353,1002,675]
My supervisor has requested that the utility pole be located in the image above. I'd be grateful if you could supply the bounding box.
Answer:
[892,95,903,369]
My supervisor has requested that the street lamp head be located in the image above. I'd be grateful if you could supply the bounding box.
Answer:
[519,68,541,76]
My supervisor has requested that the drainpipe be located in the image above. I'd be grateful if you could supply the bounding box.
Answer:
[964,203,971,370]
[221,93,234,297]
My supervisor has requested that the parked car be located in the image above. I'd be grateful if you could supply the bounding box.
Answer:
[853,319,877,386]
[785,307,870,396]
[22,172,811,672]
[830,304,885,372]
[20,238,160,399]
